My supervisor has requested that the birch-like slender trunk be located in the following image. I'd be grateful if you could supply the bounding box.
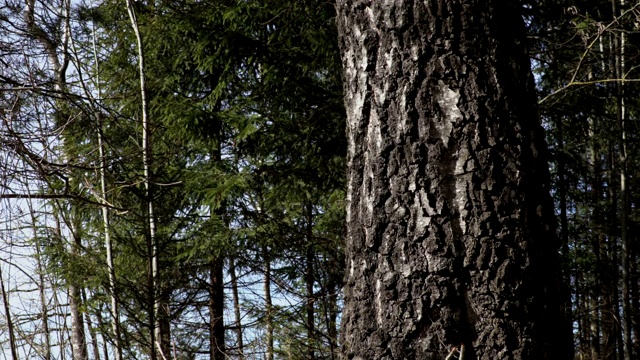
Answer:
[611,1,631,359]
[72,17,125,356]
[97,111,123,360]
[124,1,164,357]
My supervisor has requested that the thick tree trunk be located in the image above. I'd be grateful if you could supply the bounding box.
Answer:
[69,283,88,360]
[336,1,572,359]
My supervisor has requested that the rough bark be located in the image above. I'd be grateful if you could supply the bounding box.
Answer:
[336,1,572,359]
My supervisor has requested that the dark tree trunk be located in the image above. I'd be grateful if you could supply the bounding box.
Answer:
[209,258,226,360]
[336,1,572,359]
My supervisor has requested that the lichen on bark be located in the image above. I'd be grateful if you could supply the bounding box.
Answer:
[336,1,572,359]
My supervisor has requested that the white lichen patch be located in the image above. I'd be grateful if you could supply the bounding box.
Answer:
[435,80,462,147]
[408,167,417,192]
[368,107,383,154]
[411,44,419,61]
[385,47,394,70]
[375,278,383,326]
[455,146,470,234]
[348,257,355,278]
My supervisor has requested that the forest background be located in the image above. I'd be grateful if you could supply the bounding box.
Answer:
[0,0,639,359]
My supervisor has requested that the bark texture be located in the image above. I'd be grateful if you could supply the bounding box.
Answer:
[336,1,571,359]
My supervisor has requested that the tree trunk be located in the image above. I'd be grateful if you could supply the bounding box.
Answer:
[611,1,632,359]
[97,112,123,360]
[0,264,18,360]
[554,116,575,356]
[66,218,89,360]
[209,258,226,360]
[305,203,316,360]
[124,1,166,358]
[28,201,52,360]
[336,1,572,359]
[69,284,88,360]
[588,114,602,360]
[230,256,244,359]
[264,251,274,360]
[82,290,102,360]
[321,252,340,360]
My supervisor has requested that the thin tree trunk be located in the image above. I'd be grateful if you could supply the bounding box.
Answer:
[305,203,315,360]
[229,256,244,359]
[590,294,601,360]
[632,238,640,356]
[575,267,589,358]
[555,115,572,335]
[96,307,111,360]
[264,251,274,360]
[608,141,624,360]
[611,1,631,359]
[68,219,89,360]
[632,251,640,356]
[36,243,52,360]
[83,290,102,360]
[97,113,123,360]
[97,112,123,360]
[336,1,572,358]
[49,271,68,360]
[587,113,602,360]
[27,199,53,360]
[124,1,165,358]
[0,264,18,360]
[322,258,339,360]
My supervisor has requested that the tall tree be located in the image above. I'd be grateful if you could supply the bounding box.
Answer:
[335,1,572,359]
